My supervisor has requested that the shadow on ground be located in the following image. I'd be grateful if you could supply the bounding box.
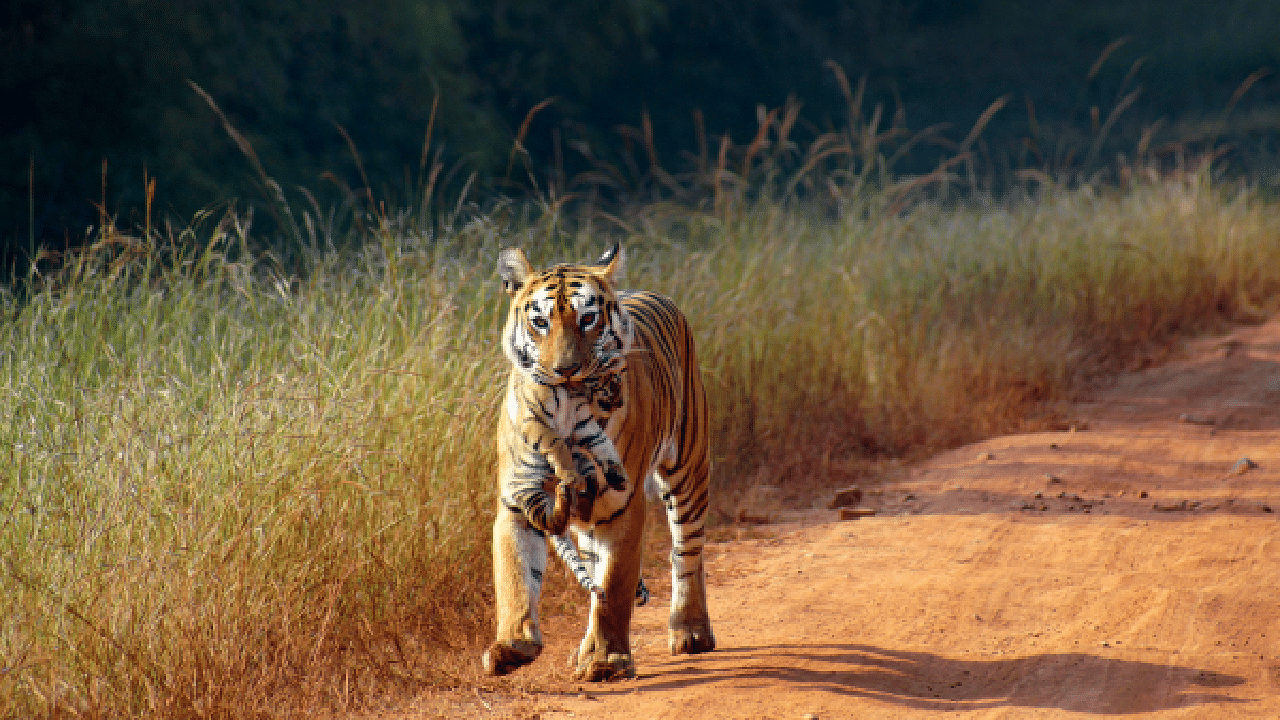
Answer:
[602,643,1248,714]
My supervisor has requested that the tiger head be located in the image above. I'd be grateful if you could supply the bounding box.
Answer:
[497,243,632,385]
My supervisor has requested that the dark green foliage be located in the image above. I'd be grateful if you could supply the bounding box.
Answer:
[4,0,1279,271]
[562,0,1280,183]
[2,0,493,269]
[454,0,665,114]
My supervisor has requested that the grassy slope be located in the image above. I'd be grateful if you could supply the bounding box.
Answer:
[2,171,1279,717]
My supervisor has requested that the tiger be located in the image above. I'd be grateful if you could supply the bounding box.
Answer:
[483,242,715,682]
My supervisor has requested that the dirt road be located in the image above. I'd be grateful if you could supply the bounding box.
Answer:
[419,317,1280,718]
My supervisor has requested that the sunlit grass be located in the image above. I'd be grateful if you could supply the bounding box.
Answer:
[633,171,1280,507]
[2,166,1279,717]
[1,221,507,716]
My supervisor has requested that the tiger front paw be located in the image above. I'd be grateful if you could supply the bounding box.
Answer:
[572,634,635,682]
[573,651,636,682]
[482,638,542,676]
[668,626,716,655]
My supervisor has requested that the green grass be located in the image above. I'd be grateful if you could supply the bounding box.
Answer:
[3,166,1280,717]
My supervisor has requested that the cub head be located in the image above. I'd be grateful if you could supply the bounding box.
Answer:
[497,243,631,385]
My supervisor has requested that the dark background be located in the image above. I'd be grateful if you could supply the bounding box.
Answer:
[5,0,1279,267]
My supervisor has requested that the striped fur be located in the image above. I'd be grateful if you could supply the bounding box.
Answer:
[484,243,714,682]
[550,530,650,606]
[532,375,648,604]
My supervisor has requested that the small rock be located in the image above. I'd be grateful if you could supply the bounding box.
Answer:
[803,714,820,720]
[829,486,863,509]
[840,507,876,520]
[1178,413,1216,426]
[1048,443,1059,450]
[1139,491,1148,499]
[977,451,994,461]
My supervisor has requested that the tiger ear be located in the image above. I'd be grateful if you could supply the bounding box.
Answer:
[497,247,533,296]
[596,242,625,288]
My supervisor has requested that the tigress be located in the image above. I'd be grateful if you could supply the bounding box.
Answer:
[483,243,715,682]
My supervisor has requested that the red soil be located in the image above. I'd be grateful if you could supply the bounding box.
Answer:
[401,316,1280,718]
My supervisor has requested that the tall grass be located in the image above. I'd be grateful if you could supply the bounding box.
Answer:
[4,150,1280,715]
[628,169,1280,508]
[1,219,509,716]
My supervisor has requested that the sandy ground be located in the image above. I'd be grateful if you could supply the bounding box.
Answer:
[410,317,1280,718]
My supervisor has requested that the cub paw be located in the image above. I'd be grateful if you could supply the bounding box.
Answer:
[668,627,716,655]
[573,652,636,682]
[481,639,542,676]
[568,450,598,520]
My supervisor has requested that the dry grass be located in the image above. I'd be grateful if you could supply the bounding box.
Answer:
[1,221,507,717]
[625,169,1280,512]
[3,144,1280,717]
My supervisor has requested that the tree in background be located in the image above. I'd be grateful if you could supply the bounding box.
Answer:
[3,0,1278,270]
[2,0,493,268]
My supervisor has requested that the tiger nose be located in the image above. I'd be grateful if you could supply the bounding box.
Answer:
[554,361,581,378]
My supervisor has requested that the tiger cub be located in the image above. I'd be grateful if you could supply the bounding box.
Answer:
[543,373,649,606]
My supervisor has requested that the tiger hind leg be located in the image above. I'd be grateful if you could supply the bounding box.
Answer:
[655,469,715,655]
